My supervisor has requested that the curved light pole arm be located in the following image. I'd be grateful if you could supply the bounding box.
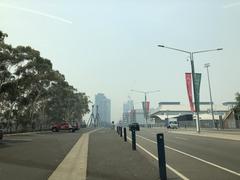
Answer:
[146,90,161,94]
[130,89,145,94]
[193,48,223,54]
[158,45,190,54]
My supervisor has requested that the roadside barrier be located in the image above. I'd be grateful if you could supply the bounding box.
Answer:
[131,130,136,150]
[123,127,127,142]
[120,127,123,137]
[157,133,167,180]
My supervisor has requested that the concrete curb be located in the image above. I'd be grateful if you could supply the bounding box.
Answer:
[168,130,240,141]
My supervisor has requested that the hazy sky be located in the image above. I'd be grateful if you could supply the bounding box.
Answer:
[0,0,239,122]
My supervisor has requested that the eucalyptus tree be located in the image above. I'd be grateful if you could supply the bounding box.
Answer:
[0,30,90,131]
[0,31,17,131]
[13,46,61,129]
[44,78,90,123]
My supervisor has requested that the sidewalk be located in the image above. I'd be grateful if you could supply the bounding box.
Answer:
[87,128,160,180]
[165,128,240,141]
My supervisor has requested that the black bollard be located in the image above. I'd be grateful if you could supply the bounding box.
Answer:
[131,130,136,150]
[124,127,127,142]
[156,133,167,180]
[120,127,122,137]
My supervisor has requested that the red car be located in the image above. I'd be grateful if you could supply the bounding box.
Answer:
[51,122,75,132]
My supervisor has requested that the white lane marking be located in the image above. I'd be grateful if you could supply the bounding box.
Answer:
[48,128,101,180]
[175,137,188,141]
[137,134,156,144]
[136,135,240,177]
[127,136,189,180]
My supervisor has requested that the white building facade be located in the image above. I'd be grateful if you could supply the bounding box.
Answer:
[151,102,231,128]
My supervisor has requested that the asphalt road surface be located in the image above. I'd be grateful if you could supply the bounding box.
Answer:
[0,128,91,180]
[131,127,240,180]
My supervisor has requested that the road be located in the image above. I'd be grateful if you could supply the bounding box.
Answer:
[0,128,91,180]
[130,127,240,180]
[1,127,240,180]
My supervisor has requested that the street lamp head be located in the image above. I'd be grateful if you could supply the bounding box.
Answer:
[157,45,165,48]
[217,48,223,51]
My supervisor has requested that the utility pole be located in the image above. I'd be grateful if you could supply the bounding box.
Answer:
[204,63,216,129]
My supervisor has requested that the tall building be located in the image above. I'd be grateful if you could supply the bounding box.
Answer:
[95,93,111,125]
[123,100,134,113]
[122,100,134,125]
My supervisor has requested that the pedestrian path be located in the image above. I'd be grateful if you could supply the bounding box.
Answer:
[86,128,160,180]
[167,129,240,141]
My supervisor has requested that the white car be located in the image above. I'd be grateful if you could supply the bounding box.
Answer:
[167,120,178,129]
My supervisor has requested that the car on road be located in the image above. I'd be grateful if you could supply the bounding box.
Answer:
[71,121,80,131]
[51,122,75,132]
[129,122,140,131]
[166,118,178,129]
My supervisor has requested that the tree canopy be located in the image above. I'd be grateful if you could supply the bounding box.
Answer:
[0,30,89,131]
[236,92,240,107]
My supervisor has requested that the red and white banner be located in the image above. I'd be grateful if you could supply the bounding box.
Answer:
[185,73,195,112]
[142,101,150,119]
[146,101,150,113]
[142,101,150,114]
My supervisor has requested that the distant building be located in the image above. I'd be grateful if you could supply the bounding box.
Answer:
[95,93,111,126]
[122,100,134,126]
[151,102,231,128]
[123,100,134,113]
[122,99,154,125]
[133,109,155,125]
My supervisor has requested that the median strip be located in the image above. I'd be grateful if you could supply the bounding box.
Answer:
[48,128,100,180]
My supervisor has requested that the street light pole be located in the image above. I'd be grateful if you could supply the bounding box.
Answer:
[131,89,160,127]
[204,63,215,129]
[190,52,200,132]
[157,45,222,133]
[144,92,148,126]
